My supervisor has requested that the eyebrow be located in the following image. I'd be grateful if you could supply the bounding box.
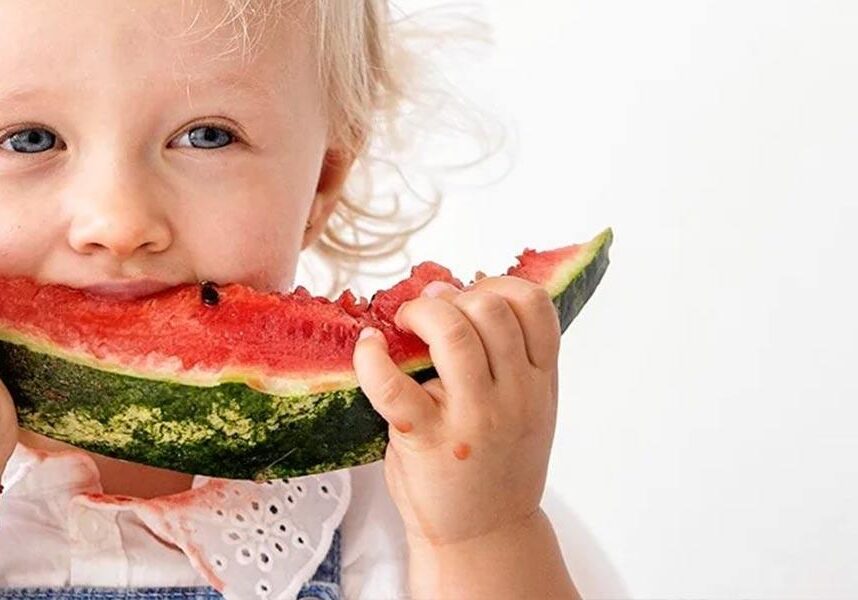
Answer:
[178,72,279,101]
[0,73,277,107]
[0,85,62,106]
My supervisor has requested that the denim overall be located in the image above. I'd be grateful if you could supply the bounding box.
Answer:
[0,529,342,600]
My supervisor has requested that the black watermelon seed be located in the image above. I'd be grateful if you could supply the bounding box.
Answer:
[200,281,220,306]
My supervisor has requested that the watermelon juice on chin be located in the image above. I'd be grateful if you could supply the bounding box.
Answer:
[0,228,612,480]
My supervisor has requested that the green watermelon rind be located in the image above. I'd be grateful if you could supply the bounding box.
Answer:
[0,228,612,480]
[553,227,613,332]
[1,343,390,479]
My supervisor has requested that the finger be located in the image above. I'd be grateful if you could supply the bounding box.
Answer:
[449,290,529,382]
[0,379,18,473]
[394,296,493,400]
[353,327,442,440]
[468,276,561,370]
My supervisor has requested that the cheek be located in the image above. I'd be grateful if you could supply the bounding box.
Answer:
[0,203,57,277]
[177,190,308,293]
[169,125,324,290]
[174,144,323,292]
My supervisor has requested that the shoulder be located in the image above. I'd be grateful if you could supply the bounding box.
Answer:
[339,460,410,600]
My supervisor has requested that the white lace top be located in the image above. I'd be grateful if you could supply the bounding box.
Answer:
[0,443,409,599]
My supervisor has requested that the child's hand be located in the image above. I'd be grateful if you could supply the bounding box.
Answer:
[353,276,561,547]
[0,378,18,487]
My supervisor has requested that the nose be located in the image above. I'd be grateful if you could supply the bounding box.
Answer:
[67,161,173,259]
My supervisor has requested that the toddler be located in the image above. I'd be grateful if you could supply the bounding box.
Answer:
[0,1,580,598]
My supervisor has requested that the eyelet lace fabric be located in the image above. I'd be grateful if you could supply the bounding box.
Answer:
[75,470,351,600]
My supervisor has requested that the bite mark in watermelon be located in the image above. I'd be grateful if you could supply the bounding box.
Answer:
[0,228,613,480]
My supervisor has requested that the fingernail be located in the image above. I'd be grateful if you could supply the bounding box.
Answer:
[421,280,458,298]
[358,327,380,342]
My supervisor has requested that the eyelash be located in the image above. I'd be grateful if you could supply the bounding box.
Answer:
[0,121,244,152]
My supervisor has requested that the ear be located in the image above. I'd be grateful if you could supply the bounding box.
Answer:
[302,147,358,250]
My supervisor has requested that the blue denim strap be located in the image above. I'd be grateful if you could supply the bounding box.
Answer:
[0,529,341,600]
[296,526,341,600]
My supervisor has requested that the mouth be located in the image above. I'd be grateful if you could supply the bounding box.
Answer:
[80,279,180,300]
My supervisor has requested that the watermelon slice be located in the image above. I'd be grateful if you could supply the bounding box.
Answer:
[0,228,612,480]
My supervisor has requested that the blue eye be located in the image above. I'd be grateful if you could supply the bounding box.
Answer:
[174,125,235,150]
[0,128,57,153]
[0,123,239,155]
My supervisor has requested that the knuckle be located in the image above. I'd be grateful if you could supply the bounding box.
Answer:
[377,373,405,405]
[525,286,553,310]
[442,317,474,348]
[460,291,509,318]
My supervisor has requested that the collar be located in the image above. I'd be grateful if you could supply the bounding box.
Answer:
[2,442,352,600]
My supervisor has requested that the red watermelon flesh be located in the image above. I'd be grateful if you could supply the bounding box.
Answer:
[0,229,612,479]
[0,239,591,396]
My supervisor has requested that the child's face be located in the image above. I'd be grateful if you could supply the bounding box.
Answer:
[0,0,340,295]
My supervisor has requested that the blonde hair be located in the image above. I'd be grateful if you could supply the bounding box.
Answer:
[211,0,505,295]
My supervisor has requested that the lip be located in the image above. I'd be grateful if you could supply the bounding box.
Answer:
[80,279,179,300]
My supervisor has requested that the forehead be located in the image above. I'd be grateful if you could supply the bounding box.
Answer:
[0,0,316,105]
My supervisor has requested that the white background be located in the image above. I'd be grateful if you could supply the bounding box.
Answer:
[305,1,858,598]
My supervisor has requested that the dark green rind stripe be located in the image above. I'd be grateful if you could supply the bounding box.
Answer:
[0,341,389,480]
[556,229,613,333]
[0,233,612,480]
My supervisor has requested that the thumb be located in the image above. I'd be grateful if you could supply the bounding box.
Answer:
[0,378,18,480]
